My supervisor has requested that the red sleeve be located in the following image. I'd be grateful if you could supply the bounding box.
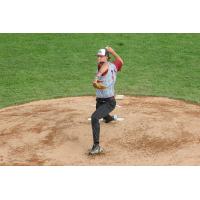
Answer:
[112,58,123,71]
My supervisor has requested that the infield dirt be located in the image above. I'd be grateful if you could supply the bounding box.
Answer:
[0,96,200,165]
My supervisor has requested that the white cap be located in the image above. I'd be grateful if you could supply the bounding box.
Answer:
[97,48,109,56]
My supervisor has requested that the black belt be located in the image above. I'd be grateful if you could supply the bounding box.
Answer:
[96,96,115,101]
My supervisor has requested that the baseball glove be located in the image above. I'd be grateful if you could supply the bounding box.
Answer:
[93,80,107,90]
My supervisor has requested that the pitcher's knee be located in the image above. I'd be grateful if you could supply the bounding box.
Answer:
[91,114,98,124]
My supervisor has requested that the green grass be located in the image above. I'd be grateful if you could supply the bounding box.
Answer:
[0,33,200,109]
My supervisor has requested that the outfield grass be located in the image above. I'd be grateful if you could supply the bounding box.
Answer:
[0,33,200,109]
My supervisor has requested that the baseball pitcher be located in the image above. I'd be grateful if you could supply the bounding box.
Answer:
[89,46,124,155]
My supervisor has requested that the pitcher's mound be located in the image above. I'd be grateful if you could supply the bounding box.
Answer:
[0,96,200,165]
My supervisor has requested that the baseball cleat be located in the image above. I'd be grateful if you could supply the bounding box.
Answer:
[89,144,104,155]
[88,116,124,122]
[112,115,124,121]
[104,115,117,123]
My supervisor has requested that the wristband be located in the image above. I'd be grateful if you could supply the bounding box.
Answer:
[95,76,100,81]
[95,73,102,80]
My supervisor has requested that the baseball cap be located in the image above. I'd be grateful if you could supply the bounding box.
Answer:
[97,48,109,57]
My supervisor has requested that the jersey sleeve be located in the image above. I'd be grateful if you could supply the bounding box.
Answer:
[112,58,123,71]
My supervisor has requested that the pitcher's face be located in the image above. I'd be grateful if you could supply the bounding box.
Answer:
[97,55,108,63]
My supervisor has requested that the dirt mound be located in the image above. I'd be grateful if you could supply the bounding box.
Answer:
[0,96,200,165]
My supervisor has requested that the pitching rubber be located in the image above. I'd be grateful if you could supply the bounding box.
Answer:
[115,95,124,100]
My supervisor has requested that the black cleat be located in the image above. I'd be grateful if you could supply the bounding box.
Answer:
[89,144,104,155]
[104,115,118,123]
